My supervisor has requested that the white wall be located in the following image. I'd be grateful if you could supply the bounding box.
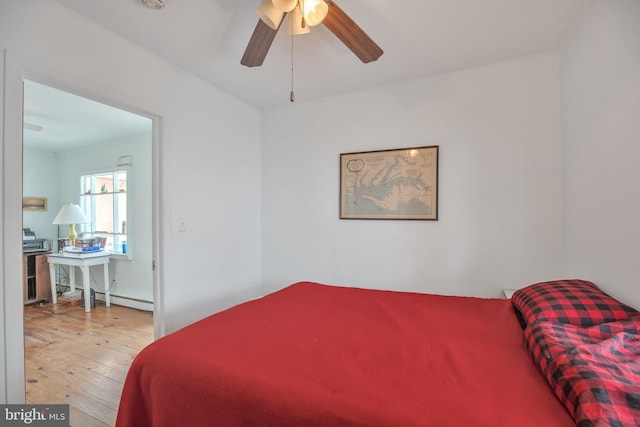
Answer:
[1,0,262,402]
[561,0,640,309]
[262,52,565,297]
[23,147,59,242]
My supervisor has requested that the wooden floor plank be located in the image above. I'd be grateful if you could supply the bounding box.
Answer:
[24,301,153,427]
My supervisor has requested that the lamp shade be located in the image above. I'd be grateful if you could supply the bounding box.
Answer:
[273,0,297,12]
[52,203,88,225]
[288,4,310,35]
[257,0,284,30]
[302,0,328,26]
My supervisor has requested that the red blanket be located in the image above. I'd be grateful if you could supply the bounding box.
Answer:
[116,282,574,426]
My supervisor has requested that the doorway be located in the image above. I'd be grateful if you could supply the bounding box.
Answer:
[21,78,157,420]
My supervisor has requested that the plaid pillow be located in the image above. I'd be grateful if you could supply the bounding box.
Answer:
[524,318,640,426]
[512,279,637,327]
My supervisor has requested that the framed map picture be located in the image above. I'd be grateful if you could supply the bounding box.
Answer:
[340,146,438,220]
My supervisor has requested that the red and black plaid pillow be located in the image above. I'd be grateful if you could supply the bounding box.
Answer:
[512,279,637,327]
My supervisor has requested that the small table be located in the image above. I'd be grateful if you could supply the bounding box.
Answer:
[46,253,112,313]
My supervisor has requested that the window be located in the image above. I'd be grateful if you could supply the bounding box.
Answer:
[79,170,128,255]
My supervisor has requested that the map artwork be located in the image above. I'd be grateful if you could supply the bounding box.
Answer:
[340,146,438,220]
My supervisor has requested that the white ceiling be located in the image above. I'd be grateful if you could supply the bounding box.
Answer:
[50,0,587,110]
[23,80,152,153]
[24,0,587,152]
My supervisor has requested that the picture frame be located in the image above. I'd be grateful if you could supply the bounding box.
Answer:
[22,197,48,211]
[340,146,438,220]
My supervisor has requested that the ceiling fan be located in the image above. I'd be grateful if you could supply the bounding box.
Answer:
[241,0,383,67]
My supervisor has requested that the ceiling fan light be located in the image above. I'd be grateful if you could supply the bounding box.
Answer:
[139,0,165,9]
[288,4,310,35]
[302,0,328,26]
[257,0,284,30]
[272,0,297,12]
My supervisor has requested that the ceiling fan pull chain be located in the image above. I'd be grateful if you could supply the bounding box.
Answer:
[290,12,296,102]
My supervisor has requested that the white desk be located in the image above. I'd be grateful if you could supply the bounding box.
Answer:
[46,253,111,313]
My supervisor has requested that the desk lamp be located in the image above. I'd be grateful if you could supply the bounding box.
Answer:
[53,203,88,247]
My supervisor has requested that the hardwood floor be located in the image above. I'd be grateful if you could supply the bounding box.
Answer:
[24,300,154,427]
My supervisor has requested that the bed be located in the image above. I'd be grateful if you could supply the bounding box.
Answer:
[116,280,640,427]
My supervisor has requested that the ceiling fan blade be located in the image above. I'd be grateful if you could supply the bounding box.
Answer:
[241,19,281,67]
[322,0,383,63]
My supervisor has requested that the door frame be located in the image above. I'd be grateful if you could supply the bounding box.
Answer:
[1,50,164,403]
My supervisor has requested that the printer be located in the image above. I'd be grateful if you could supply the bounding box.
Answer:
[23,228,50,253]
